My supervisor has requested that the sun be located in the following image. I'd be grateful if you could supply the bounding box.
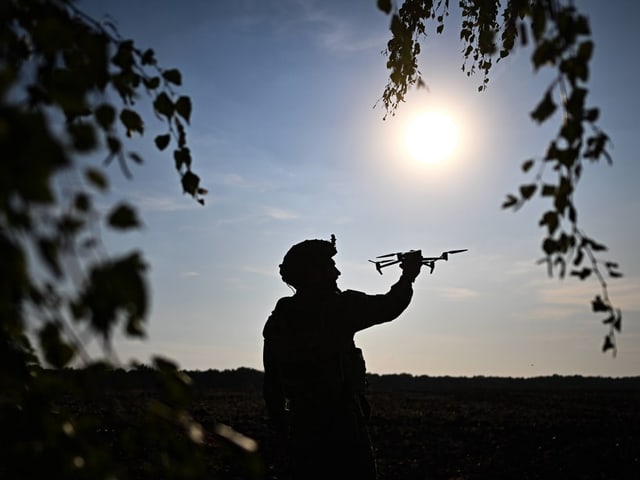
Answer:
[404,110,459,164]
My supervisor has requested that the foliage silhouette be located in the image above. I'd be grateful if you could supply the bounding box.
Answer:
[0,1,262,479]
[377,0,623,353]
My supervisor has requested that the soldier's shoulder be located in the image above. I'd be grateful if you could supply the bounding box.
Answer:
[273,295,294,309]
[340,289,367,300]
[263,296,294,337]
[341,289,366,296]
[338,289,374,311]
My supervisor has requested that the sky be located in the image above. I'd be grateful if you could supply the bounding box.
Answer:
[77,0,640,377]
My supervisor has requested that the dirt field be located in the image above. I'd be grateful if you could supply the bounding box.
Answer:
[194,387,640,480]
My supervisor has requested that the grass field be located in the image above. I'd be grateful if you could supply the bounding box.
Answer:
[189,387,639,479]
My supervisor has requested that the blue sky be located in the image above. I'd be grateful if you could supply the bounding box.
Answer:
[80,0,639,377]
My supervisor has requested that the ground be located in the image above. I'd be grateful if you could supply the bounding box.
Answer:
[193,387,640,480]
[56,374,640,480]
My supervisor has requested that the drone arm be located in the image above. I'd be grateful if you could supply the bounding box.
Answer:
[421,260,436,274]
[370,259,401,274]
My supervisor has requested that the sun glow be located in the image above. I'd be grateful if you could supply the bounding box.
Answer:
[405,110,459,164]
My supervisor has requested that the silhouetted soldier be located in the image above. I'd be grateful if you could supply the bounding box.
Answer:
[262,235,422,480]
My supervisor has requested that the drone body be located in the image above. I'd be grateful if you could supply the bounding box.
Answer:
[369,249,468,274]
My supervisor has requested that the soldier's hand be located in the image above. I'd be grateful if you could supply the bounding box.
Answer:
[400,250,422,282]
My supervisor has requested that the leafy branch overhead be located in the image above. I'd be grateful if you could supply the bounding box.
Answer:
[95,14,206,204]
[377,0,622,353]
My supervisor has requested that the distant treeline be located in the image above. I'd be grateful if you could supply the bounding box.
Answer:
[366,372,640,392]
[51,367,640,393]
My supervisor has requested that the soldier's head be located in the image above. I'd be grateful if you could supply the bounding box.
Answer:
[279,234,340,291]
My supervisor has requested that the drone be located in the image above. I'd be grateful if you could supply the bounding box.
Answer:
[369,249,468,275]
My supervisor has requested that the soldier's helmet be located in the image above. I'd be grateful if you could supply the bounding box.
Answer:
[279,234,337,288]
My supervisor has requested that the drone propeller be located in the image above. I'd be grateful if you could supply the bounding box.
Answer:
[375,250,420,259]
[437,249,468,261]
[375,253,399,259]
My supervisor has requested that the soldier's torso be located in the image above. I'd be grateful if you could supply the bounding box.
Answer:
[266,291,367,406]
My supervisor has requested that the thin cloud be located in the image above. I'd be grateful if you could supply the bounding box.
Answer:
[334,216,353,225]
[514,304,586,323]
[538,276,640,312]
[436,287,481,300]
[207,170,277,192]
[314,20,387,53]
[213,204,301,227]
[136,194,202,213]
[262,206,300,221]
[221,173,253,188]
[301,4,387,54]
[234,0,386,54]
[242,265,278,278]
[225,172,277,192]
[180,271,200,278]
